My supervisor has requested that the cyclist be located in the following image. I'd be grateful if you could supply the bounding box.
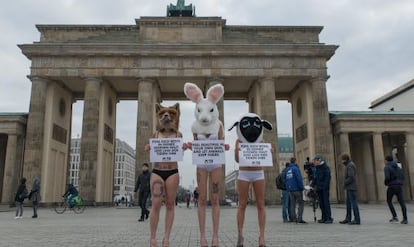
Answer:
[63,183,79,208]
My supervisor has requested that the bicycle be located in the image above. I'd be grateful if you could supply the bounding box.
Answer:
[54,195,86,214]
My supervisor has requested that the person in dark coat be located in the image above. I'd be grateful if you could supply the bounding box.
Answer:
[285,157,306,224]
[14,177,27,219]
[134,163,151,222]
[339,154,360,225]
[63,183,78,208]
[312,155,333,224]
[384,155,408,224]
[29,177,41,218]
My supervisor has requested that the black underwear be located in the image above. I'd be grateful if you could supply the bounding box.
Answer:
[152,169,179,182]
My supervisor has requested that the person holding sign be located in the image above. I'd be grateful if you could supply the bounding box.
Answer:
[229,113,273,247]
[145,103,188,247]
[184,82,229,247]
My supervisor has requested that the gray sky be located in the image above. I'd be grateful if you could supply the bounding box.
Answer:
[1,0,413,188]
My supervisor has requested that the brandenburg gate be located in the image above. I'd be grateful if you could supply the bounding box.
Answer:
[16,2,337,205]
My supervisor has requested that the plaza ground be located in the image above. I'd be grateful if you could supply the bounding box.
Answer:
[0,203,413,247]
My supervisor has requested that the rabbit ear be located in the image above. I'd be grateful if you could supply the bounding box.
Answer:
[184,82,204,103]
[206,84,224,104]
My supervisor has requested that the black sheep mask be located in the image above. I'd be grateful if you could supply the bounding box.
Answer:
[228,113,273,143]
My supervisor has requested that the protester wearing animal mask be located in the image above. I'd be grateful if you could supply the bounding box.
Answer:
[184,82,229,247]
[229,113,273,247]
[144,103,188,247]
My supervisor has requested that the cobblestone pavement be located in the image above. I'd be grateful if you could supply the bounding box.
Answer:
[0,203,413,247]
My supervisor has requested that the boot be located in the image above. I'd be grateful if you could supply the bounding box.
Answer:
[138,216,144,222]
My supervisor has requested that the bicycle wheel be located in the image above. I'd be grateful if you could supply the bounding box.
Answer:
[54,201,67,214]
[72,198,86,214]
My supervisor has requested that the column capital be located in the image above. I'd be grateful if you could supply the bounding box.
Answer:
[309,75,329,83]
[136,77,157,84]
[206,77,224,84]
[81,76,102,83]
[257,77,275,83]
[27,75,50,83]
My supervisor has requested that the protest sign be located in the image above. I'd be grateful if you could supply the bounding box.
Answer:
[192,140,225,165]
[149,138,183,162]
[238,143,272,167]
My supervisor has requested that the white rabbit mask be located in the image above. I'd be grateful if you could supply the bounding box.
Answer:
[184,82,224,134]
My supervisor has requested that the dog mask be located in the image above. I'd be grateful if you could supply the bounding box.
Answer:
[155,103,180,132]
[228,113,272,143]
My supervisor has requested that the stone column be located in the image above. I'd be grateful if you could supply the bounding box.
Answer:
[337,132,350,202]
[372,132,386,201]
[1,134,18,203]
[258,78,278,205]
[79,77,102,203]
[207,78,226,204]
[311,77,337,202]
[405,132,414,200]
[136,79,156,177]
[23,77,49,186]
[361,135,376,202]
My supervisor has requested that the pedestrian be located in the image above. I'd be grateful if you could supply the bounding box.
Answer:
[312,155,334,224]
[193,187,199,207]
[229,113,273,247]
[14,177,28,219]
[29,177,41,218]
[384,155,408,224]
[285,157,306,224]
[134,163,151,222]
[339,154,361,225]
[186,190,191,209]
[278,162,292,223]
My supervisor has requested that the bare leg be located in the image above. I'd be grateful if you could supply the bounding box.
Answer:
[237,179,250,246]
[196,168,209,247]
[253,179,266,246]
[210,167,222,247]
[162,173,179,247]
[150,174,165,247]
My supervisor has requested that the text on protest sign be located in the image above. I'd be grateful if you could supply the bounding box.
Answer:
[192,140,225,165]
[238,143,272,167]
[149,138,183,162]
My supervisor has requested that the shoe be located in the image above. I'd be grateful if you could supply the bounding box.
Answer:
[32,215,38,218]
[14,216,19,219]
[339,220,349,224]
[348,221,360,225]
[297,220,307,224]
[401,219,408,224]
[18,216,23,219]
[138,218,144,222]
[389,217,398,223]
[324,219,333,224]
[317,219,325,223]
[283,219,288,223]
[236,236,244,247]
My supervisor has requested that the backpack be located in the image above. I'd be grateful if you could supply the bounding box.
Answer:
[276,172,286,190]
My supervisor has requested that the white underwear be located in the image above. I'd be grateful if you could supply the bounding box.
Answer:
[197,164,222,172]
[238,170,264,182]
